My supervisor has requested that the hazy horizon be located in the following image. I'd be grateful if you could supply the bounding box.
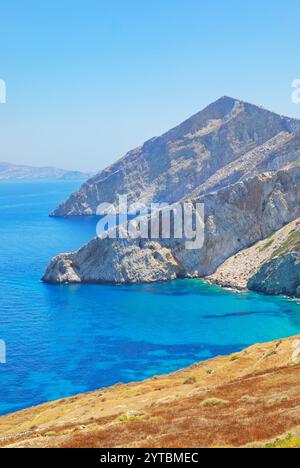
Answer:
[0,0,300,172]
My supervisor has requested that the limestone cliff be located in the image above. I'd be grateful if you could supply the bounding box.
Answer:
[50,96,300,217]
[248,252,300,297]
[44,97,300,289]
[43,165,300,284]
[206,217,300,292]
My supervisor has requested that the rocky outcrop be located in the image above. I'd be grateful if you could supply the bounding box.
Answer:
[206,218,300,291]
[43,165,300,284]
[50,96,300,217]
[248,253,300,297]
[43,239,181,284]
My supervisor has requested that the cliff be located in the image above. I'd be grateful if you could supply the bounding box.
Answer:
[206,217,300,295]
[248,252,300,297]
[43,164,300,285]
[1,335,300,448]
[43,98,300,293]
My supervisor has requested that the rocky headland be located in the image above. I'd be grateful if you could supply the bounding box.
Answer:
[207,217,300,297]
[43,97,300,297]
[43,165,300,289]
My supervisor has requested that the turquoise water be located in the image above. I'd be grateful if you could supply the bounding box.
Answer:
[1,180,300,416]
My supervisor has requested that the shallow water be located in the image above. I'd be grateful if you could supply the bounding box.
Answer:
[0,180,300,415]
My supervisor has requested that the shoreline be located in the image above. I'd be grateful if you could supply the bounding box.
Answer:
[203,277,247,293]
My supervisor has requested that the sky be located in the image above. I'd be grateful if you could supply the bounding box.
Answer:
[0,0,300,172]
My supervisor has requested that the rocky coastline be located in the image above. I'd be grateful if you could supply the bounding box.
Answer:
[43,97,300,298]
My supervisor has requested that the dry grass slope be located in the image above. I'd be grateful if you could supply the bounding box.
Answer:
[1,335,300,448]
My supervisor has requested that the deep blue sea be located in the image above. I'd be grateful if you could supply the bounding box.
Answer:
[0,180,300,416]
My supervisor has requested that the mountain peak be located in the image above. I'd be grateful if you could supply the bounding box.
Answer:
[157,96,244,143]
[51,96,300,217]
[214,95,240,104]
[200,95,241,117]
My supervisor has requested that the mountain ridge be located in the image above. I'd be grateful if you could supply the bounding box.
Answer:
[51,96,300,217]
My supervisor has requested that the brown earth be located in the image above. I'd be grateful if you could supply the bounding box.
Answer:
[1,335,300,448]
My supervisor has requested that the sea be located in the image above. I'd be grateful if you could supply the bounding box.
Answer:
[0,180,300,415]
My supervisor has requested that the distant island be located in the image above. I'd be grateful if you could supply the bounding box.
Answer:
[0,162,93,181]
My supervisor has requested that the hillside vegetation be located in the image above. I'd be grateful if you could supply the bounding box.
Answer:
[1,335,300,448]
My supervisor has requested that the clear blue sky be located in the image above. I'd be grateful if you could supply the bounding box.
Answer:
[0,0,299,172]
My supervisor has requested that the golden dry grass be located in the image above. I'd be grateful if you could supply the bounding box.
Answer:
[1,335,300,448]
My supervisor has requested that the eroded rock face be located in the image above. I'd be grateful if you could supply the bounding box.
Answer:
[248,252,300,297]
[42,239,180,284]
[50,96,300,217]
[43,165,300,284]
[44,97,300,287]
[205,218,300,291]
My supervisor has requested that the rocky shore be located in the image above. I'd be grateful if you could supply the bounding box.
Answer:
[206,217,300,297]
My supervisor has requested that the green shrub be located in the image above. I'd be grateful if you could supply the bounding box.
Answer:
[230,356,239,362]
[201,397,228,407]
[117,414,128,422]
[183,376,197,385]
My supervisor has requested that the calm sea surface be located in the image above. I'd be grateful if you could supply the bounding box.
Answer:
[0,180,300,415]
